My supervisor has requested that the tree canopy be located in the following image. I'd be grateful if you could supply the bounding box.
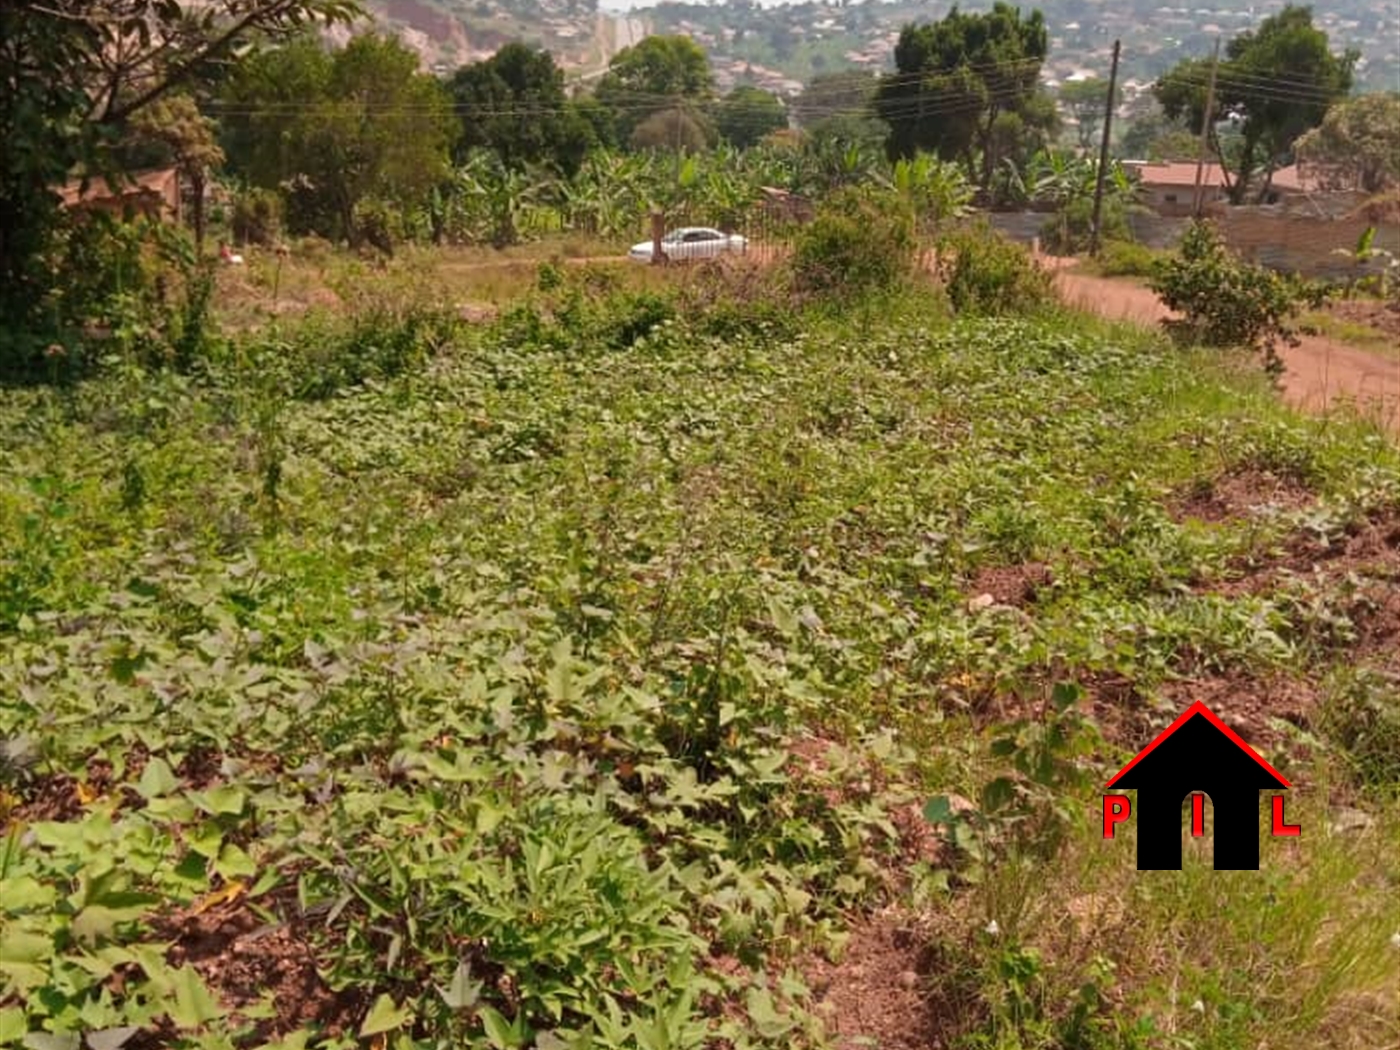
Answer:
[1294,92,1400,193]
[792,70,879,129]
[876,4,1053,192]
[221,34,457,245]
[594,36,713,144]
[1119,105,1199,160]
[1058,78,1121,151]
[449,44,595,176]
[1155,4,1355,202]
[0,0,357,361]
[629,107,715,154]
[714,87,788,149]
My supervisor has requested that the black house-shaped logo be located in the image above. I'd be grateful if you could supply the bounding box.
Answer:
[1104,701,1295,870]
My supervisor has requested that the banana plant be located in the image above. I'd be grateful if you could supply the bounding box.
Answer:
[886,153,973,228]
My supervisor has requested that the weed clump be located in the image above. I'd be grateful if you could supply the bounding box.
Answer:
[790,187,916,300]
[1320,667,1400,789]
[936,222,1053,315]
[1091,240,1162,278]
[1039,196,1134,256]
[238,303,461,400]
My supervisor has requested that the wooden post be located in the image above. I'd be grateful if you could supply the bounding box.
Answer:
[651,209,667,265]
[1192,39,1222,219]
[1088,39,1122,258]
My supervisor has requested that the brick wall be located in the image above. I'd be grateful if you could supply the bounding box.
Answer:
[1213,211,1399,280]
[985,206,1399,280]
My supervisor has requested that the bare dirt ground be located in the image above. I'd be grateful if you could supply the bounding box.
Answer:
[1047,261,1400,435]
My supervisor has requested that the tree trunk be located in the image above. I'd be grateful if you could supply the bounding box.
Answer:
[1230,135,1257,205]
[191,168,207,250]
[1253,164,1275,204]
[978,124,996,194]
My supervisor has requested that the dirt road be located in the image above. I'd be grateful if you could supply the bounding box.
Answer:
[1052,265,1400,435]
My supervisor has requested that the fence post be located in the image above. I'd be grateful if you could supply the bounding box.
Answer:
[651,209,667,265]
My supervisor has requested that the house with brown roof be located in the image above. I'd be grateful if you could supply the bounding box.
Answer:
[1125,160,1321,216]
[57,168,183,225]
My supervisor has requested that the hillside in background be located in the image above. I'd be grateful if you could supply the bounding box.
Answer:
[359,0,619,73]
[365,0,1395,91]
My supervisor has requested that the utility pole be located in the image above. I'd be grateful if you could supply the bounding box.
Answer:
[1088,38,1121,257]
[1191,38,1222,218]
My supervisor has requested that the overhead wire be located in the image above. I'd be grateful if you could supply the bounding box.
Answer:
[198,49,1357,130]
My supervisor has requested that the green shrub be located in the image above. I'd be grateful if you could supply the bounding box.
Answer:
[1039,196,1134,255]
[240,304,461,400]
[937,221,1053,315]
[1094,239,1161,278]
[6,214,219,377]
[230,186,283,246]
[488,269,678,357]
[1149,221,1330,377]
[680,257,801,340]
[789,187,916,299]
[353,197,403,256]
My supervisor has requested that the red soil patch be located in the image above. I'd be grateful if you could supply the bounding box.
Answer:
[153,893,363,1044]
[1328,298,1400,344]
[1169,469,1314,524]
[968,562,1055,608]
[1211,509,1400,603]
[1157,674,1318,754]
[380,0,455,39]
[1083,668,1316,762]
[805,910,951,1050]
[9,774,85,825]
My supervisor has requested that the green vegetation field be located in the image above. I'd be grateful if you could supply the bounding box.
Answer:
[2,267,1398,1050]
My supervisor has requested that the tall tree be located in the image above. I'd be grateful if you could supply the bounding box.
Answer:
[1119,104,1199,160]
[127,96,225,248]
[792,70,879,127]
[876,4,1052,192]
[1058,78,1121,152]
[714,87,787,149]
[0,0,357,360]
[1294,92,1400,193]
[594,36,713,146]
[449,44,595,176]
[1155,5,1355,203]
[629,107,714,154]
[222,34,457,245]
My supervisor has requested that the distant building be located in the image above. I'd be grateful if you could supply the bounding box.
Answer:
[57,168,182,224]
[1124,161,1323,216]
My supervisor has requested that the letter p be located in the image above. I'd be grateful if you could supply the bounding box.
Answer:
[1103,794,1131,838]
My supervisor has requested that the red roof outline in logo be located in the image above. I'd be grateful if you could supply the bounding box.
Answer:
[1105,700,1291,789]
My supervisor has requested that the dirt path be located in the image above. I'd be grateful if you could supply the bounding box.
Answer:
[1051,264,1400,435]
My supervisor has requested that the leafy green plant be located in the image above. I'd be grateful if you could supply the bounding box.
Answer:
[1150,221,1331,378]
[925,684,1101,885]
[789,187,916,300]
[230,185,284,247]
[936,222,1053,315]
[1038,197,1133,256]
[1089,240,1162,279]
[1331,225,1399,304]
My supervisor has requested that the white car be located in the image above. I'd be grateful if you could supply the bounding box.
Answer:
[628,227,749,262]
